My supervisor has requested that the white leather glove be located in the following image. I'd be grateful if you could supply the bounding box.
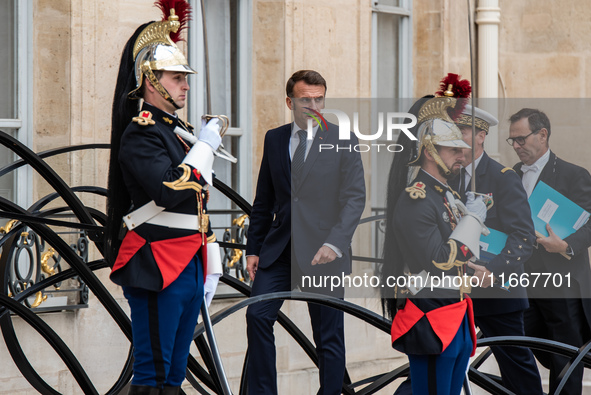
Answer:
[183,120,218,185]
[203,242,223,306]
[455,198,490,238]
[204,273,220,307]
[465,192,487,222]
[198,118,222,151]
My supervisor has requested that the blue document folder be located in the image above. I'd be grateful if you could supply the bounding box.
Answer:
[479,228,511,290]
[479,228,508,263]
[528,181,590,239]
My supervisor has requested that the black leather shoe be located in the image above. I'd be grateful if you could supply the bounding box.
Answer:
[127,385,161,395]
[161,386,180,395]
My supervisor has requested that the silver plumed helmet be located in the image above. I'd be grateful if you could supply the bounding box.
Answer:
[128,2,196,108]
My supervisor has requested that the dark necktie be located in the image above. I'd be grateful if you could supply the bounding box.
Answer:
[292,129,307,178]
[459,168,467,197]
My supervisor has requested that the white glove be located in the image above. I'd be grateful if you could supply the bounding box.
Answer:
[183,121,217,185]
[455,198,490,237]
[465,192,487,223]
[204,273,220,307]
[198,118,221,151]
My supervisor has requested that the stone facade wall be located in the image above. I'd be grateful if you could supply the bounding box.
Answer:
[4,0,591,393]
[250,0,372,182]
[497,0,591,171]
[413,0,591,173]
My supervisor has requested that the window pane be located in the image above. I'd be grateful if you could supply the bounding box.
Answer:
[201,0,243,211]
[0,128,16,204]
[0,1,16,119]
[230,0,239,127]
[377,0,400,7]
[376,13,400,98]
[204,0,240,127]
[198,1,245,258]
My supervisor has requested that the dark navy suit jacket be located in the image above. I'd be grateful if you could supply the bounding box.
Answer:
[246,122,365,277]
[514,151,591,326]
[450,152,535,316]
[111,103,214,291]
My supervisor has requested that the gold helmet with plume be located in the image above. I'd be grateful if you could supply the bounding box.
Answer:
[408,73,472,176]
[128,0,196,108]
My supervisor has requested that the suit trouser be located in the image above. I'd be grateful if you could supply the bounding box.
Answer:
[525,296,589,394]
[246,251,346,395]
[123,255,204,388]
[475,310,543,394]
[407,315,473,395]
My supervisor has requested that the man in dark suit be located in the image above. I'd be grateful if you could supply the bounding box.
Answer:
[509,108,591,394]
[450,105,543,394]
[245,70,366,395]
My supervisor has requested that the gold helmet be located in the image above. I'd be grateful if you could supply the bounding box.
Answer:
[128,0,196,108]
[408,74,472,176]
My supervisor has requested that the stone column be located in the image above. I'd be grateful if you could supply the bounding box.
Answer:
[476,0,501,159]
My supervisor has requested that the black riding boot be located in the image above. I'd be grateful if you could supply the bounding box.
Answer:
[161,386,181,395]
[127,385,161,395]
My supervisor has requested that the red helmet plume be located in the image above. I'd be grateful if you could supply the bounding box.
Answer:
[154,0,192,43]
[436,73,471,121]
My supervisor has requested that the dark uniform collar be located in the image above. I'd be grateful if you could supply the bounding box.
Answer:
[416,169,461,199]
[141,102,180,130]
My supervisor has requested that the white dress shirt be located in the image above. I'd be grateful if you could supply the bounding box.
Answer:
[521,149,550,197]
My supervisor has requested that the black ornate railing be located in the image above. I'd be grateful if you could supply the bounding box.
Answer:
[0,129,589,394]
[209,209,250,284]
[0,220,89,311]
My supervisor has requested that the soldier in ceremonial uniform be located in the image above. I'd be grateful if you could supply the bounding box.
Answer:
[104,1,223,394]
[381,83,488,395]
[450,105,543,394]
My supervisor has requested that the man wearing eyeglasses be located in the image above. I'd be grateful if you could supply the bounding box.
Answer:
[509,108,591,394]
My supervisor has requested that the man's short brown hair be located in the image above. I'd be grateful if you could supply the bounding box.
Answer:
[286,70,327,97]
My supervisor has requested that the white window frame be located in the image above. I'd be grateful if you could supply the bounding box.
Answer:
[370,0,412,259]
[0,1,33,208]
[370,0,412,99]
[187,0,253,200]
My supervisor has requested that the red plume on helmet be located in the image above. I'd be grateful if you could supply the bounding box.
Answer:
[436,73,471,121]
[154,0,192,43]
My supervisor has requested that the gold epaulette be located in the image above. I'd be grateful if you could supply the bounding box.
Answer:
[501,167,515,174]
[132,110,156,126]
[405,182,426,199]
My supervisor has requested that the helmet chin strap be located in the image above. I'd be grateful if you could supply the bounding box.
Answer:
[144,67,181,110]
[424,138,452,176]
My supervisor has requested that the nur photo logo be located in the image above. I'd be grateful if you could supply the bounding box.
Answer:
[303,109,418,153]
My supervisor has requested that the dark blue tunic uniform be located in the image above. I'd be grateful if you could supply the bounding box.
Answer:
[110,102,215,388]
[391,169,475,395]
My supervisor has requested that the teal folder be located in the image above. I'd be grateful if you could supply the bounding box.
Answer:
[479,228,511,290]
[528,181,590,239]
[479,228,509,262]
